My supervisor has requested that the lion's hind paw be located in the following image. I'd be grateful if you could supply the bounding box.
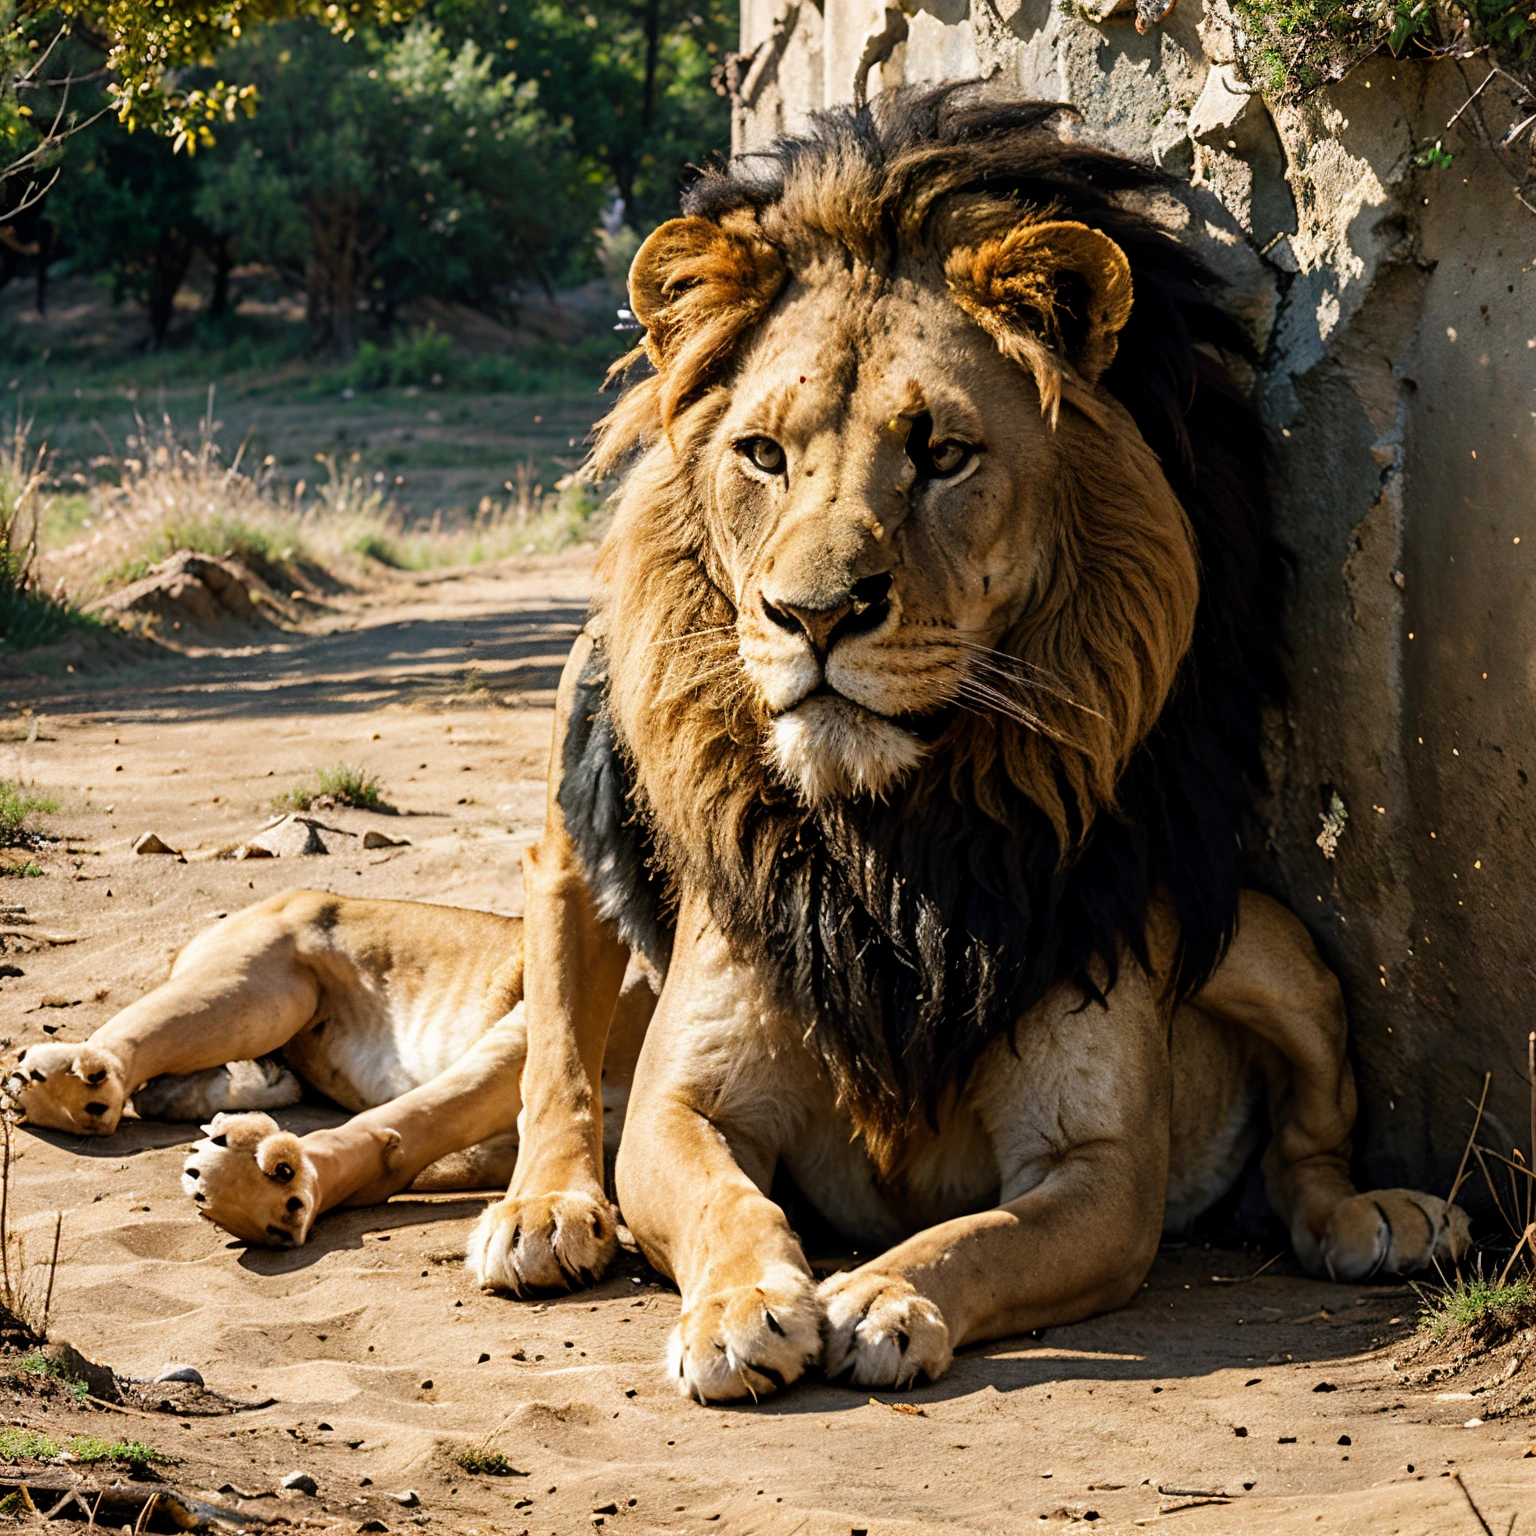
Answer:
[1320,1189,1471,1282]
[467,1190,618,1296]
[183,1111,319,1248]
[668,1264,822,1403]
[819,1270,952,1389]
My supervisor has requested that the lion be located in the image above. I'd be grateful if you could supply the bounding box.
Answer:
[468,89,1471,1401]
[7,881,655,1282]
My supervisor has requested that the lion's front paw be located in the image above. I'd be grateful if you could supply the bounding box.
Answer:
[1319,1189,1470,1281]
[183,1112,319,1248]
[467,1190,618,1296]
[6,1043,128,1135]
[668,1264,822,1404]
[819,1270,952,1389]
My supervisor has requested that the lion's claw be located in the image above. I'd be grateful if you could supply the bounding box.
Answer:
[1318,1189,1470,1282]
[819,1270,952,1388]
[668,1264,822,1402]
[467,1190,618,1296]
[182,1111,319,1247]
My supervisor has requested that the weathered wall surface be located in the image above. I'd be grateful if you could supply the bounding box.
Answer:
[733,0,1536,1194]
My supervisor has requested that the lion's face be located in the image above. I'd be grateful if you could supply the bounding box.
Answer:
[703,275,1059,803]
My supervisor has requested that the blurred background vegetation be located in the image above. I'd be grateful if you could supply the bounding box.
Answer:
[0,1,734,645]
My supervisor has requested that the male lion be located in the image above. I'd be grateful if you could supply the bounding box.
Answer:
[474,91,1468,1400]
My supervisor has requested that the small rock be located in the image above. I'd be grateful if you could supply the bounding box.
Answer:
[281,1472,318,1496]
[1337,1434,1351,1446]
[153,1363,204,1386]
[420,1379,433,1390]
[1312,1381,1336,1393]
[232,843,276,860]
[358,1522,389,1533]
[133,832,184,859]
[247,815,330,859]
[477,1353,490,1364]
[391,1492,420,1508]
[592,1503,618,1515]
[363,829,410,849]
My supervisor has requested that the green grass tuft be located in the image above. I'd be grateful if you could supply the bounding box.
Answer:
[13,1352,89,1401]
[0,861,43,877]
[273,762,386,813]
[0,782,57,846]
[454,1446,521,1476]
[0,1428,166,1464]
[1419,1274,1536,1340]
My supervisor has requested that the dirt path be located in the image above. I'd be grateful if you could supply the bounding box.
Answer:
[1,560,1533,1536]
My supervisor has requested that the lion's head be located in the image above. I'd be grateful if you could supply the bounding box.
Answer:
[574,91,1281,1165]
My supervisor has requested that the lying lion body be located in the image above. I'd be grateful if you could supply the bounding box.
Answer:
[9,890,651,1270]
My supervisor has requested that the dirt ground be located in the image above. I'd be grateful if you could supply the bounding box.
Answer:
[2,556,1535,1536]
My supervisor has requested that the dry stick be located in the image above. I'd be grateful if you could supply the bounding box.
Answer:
[1452,1469,1495,1536]
[1495,1224,1536,1290]
[0,1118,12,1310]
[1527,1031,1535,1230]
[1450,1074,1493,1206]
[1475,1146,1517,1234]
[41,1212,61,1335]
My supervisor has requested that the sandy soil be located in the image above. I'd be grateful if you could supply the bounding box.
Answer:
[1,557,1534,1536]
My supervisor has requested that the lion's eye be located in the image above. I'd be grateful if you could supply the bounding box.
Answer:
[928,440,971,477]
[904,412,975,481]
[739,436,786,475]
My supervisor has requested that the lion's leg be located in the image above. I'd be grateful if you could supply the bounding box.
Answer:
[187,1007,529,1248]
[8,892,327,1136]
[1190,890,1468,1280]
[615,901,823,1403]
[818,964,1171,1390]
[469,631,634,1296]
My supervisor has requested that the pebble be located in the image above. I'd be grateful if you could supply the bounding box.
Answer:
[153,1364,204,1386]
[281,1472,319,1496]
[392,1492,420,1508]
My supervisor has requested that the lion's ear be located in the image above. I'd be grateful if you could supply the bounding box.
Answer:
[946,218,1133,412]
[625,214,786,419]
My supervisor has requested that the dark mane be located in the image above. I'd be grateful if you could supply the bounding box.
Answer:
[560,88,1286,1159]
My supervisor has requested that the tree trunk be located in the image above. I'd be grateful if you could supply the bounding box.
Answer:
[641,0,662,132]
[208,233,234,318]
[145,228,194,349]
[305,195,374,357]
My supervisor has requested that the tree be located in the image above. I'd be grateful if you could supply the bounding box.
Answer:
[434,0,733,234]
[51,116,208,345]
[192,15,597,353]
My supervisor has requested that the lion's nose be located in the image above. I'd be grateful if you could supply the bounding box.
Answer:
[761,573,893,657]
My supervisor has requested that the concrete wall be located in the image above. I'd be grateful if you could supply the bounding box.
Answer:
[731,0,1536,1195]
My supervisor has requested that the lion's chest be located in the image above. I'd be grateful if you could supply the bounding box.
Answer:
[783,1102,1001,1248]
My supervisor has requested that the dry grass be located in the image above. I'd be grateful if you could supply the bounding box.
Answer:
[32,394,607,610]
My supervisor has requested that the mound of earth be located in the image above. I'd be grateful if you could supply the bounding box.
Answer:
[90,550,267,629]
[1394,1299,1536,1419]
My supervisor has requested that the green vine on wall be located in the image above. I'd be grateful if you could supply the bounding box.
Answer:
[1230,0,1535,98]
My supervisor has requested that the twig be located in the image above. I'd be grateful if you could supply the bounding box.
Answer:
[1475,1146,1516,1233]
[1495,1223,1535,1289]
[1,1118,12,1309]
[1446,64,1500,131]
[41,1211,61,1335]
[1210,1252,1279,1285]
[1452,1469,1495,1536]
[1451,1075,1492,1205]
[1527,1031,1535,1228]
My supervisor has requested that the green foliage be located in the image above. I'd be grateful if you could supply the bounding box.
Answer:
[0,860,43,876]
[273,761,386,811]
[13,1351,88,1400]
[1413,137,1455,168]
[1419,1273,1536,1339]
[1,416,86,652]
[0,780,56,843]
[454,1445,521,1475]
[436,0,732,236]
[0,1425,167,1463]
[1233,0,1536,97]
